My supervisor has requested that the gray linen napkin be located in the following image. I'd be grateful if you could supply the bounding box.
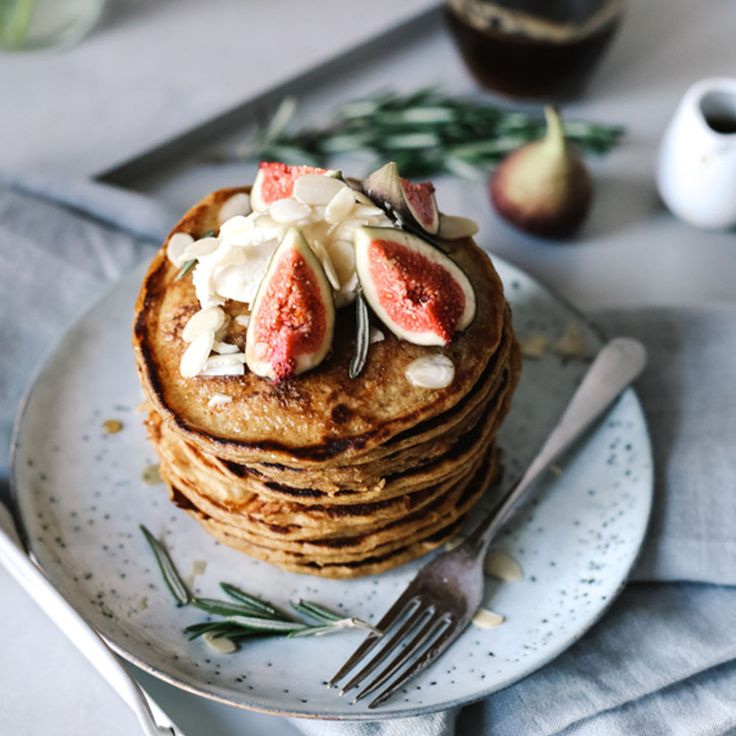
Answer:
[3,179,736,736]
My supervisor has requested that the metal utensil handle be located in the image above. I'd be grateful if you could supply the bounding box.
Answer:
[0,504,176,736]
[469,337,647,553]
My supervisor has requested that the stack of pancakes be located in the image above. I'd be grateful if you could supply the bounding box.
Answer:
[133,187,521,578]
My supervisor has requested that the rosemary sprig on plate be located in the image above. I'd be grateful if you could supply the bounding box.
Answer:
[140,525,379,649]
[222,88,624,178]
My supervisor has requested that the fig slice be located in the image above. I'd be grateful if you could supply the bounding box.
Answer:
[245,228,335,381]
[362,162,440,235]
[250,162,327,211]
[354,226,475,347]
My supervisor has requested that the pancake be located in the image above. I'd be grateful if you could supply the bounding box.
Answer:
[172,449,502,579]
[133,181,521,577]
[133,186,507,467]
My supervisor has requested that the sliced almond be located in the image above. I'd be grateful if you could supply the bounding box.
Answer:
[202,632,237,654]
[520,333,550,359]
[166,232,194,265]
[269,197,311,224]
[199,363,245,377]
[438,214,479,240]
[234,314,250,327]
[218,193,251,224]
[326,239,356,287]
[484,552,523,582]
[182,307,226,343]
[405,354,455,389]
[472,608,505,629]
[354,204,386,219]
[293,174,346,206]
[553,320,588,359]
[310,239,341,291]
[179,330,215,377]
[325,185,356,223]
[369,327,385,344]
[181,236,219,261]
[203,353,247,369]
[212,341,239,354]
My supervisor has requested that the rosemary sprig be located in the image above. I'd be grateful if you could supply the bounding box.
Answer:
[222,88,624,179]
[349,293,370,379]
[139,525,191,606]
[140,525,380,649]
[174,229,216,281]
[174,259,196,281]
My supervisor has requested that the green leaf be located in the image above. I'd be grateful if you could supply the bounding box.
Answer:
[174,259,196,281]
[192,597,279,619]
[139,525,191,606]
[349,294,370,380]
[225,615,309,634]
[220,583,282,618]
[290,599,342,623]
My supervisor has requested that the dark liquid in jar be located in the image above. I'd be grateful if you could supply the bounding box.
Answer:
[445,0,622,100]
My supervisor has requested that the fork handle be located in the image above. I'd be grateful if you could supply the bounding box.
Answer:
[467,337,647,555]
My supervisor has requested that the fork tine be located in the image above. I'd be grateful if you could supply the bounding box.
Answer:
[353,613,449,703]
[328,596,420,687]
[339,603,429,695]
[368,624,459,709]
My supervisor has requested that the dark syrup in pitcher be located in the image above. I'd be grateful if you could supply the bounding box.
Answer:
[445,0,623,100]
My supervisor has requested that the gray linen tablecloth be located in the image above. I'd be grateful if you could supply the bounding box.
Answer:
[2,178,735,736]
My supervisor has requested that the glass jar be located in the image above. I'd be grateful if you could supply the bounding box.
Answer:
[0,0,106,52]
[445,0,624,100]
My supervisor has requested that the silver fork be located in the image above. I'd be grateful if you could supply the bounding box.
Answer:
[329,337,647,709]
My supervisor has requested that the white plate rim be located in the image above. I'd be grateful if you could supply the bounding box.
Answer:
[9,254,654,721]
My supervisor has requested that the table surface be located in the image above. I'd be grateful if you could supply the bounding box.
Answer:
[3,1,736,735]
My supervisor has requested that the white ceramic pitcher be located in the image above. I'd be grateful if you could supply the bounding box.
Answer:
[657,77,736,229]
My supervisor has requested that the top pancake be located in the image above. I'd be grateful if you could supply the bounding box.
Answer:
[133,187,507,466]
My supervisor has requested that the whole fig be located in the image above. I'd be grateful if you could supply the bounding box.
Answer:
[490,107,592,239]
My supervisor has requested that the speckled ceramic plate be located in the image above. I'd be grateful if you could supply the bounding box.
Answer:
[11,256,652,720]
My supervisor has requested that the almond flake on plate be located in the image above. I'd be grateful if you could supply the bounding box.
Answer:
[180,330,215,377]
[553,320,588,359]
[202,632,237,654]
[521,333,550,359]
[234,314,250,327]
[166,232,194,265]
[218,193,251,224]
[484,552,523,582]
[472,608,505,629]
[182,307,226,343]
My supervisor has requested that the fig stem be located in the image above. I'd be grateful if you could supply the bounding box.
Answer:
[544,106,567,154]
